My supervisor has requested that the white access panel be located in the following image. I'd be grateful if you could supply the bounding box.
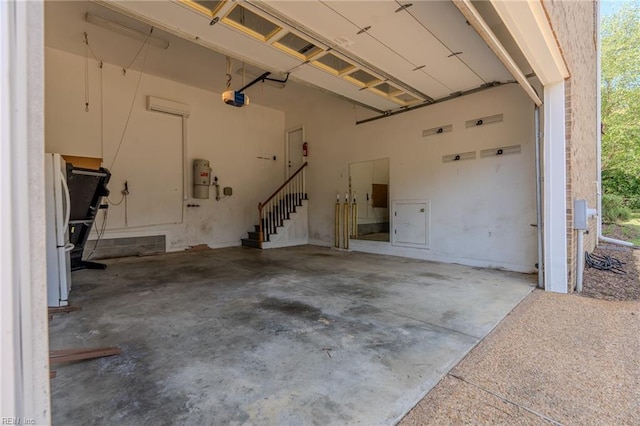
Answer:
[392,200,430,248]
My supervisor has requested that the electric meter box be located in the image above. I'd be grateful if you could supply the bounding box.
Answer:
[574,199,588,230]
[193,159,211,199]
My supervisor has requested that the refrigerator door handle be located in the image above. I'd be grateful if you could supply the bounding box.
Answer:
[60,170,71,232]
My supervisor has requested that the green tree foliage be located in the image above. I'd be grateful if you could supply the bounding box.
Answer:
[601,2,640,206]
[602,193,632,223]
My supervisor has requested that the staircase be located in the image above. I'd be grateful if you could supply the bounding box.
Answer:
[242,163,308,249]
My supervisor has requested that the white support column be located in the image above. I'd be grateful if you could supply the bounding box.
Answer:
[0,0,50,422]
[0,0,18,414]
[543,81,568,293]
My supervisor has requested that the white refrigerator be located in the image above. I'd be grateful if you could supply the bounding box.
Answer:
[45,153,74,307]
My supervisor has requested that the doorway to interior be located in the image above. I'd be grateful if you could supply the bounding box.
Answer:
[285,126,305,178]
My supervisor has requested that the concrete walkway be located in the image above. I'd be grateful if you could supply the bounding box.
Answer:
[401,290,640,425]
[49,246,533,425]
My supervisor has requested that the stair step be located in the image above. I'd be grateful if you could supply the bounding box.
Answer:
[241,238,261,249]
[248,231,262,240]
[245,197,308,248]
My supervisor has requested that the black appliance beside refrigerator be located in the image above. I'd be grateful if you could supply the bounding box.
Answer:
[66,163,111,271]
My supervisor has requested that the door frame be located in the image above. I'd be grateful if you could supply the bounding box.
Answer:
[285,125,305,179]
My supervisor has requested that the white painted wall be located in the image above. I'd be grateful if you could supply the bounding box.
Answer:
[45,47,285,250]
[45,46,537,271]
[286,84,537,272]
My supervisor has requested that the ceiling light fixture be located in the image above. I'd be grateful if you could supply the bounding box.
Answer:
[85,12,170,50]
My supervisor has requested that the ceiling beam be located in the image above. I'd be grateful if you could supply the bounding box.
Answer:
[451,0,542,106]
[355,80,523,125]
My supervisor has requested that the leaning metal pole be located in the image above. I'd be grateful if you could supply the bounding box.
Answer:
[343,192,349,250]
[334,193,340,248]
[351,194,358,239]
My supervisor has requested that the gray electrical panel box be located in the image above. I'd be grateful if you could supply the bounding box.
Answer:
[574,199,588,230]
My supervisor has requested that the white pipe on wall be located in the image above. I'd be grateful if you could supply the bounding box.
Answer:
[600,235,635,247]
[576,229,585,291]
[594,2,633,248]
[595,0,603,244]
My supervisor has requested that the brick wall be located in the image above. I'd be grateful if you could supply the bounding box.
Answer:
[544,0,599,292]
[566,79,575,291]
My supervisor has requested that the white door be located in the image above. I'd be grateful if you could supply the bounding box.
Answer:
[286,127,304,178]
[393,200,430,248]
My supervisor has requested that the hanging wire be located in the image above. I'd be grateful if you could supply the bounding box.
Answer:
[86,209,109,260]
[107,192,127,206]
[123,28,153,75]
[82,30,140,234]
[83,33,104,112]
[124,194,129,227]
[99,61,104,158]
[226,56,233,90]
[84,34,90,111]
[109,39,151,171]
[83,32,103,66]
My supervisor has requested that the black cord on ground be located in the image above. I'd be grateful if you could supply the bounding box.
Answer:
[585,251,626,274]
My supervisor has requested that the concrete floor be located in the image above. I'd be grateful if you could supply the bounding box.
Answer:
[49,245,534,425]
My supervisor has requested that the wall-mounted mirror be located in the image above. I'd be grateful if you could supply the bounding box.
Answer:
[349,158,390,242]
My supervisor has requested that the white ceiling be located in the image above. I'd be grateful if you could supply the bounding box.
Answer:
[254,0,513,97]
[45,0,527,114]
[45,1,333,113]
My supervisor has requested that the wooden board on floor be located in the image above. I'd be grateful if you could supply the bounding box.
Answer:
[48,306,82,314]
[50,347,121,364]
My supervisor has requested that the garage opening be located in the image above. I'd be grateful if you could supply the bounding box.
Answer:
[43,0,545,423]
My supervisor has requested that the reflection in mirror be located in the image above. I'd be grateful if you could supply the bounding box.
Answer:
[349,158,390,242]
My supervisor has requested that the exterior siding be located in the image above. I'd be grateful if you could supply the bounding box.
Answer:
[544,0,599,292]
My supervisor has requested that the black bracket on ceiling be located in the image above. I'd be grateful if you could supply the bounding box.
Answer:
[237,71,290,93]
